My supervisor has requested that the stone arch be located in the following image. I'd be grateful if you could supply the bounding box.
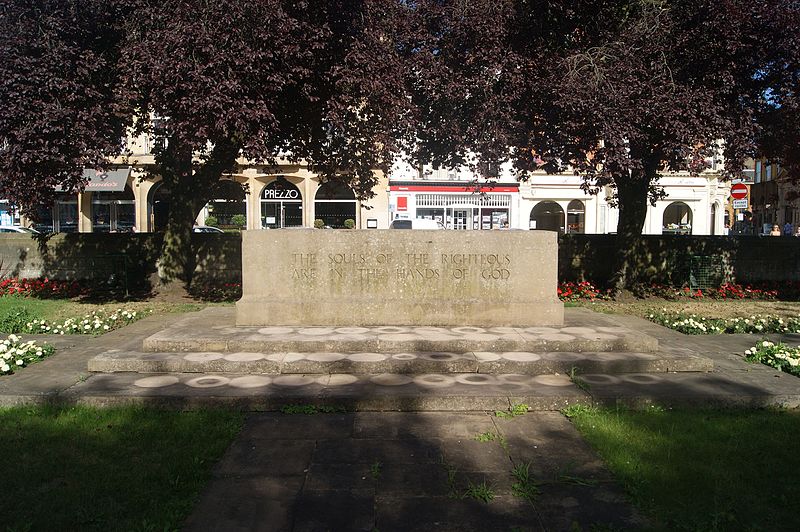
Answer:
[566,200,585,234]
[314,181,356,228]
[530,201,565,232]
[662,201,693,235]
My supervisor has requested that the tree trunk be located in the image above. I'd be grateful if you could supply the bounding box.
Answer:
[157,171,198,284]
[610,173,651,295]
[155,139,240,287]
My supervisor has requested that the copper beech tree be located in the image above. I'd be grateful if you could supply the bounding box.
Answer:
[404,0,798,291]
[0,0,408,284]
[1,0,797,290]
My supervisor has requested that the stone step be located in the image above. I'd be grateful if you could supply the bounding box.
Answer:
[143,324,658,355]
[89,349,712,375]
[64,371,591,412]
[63,368,800,412]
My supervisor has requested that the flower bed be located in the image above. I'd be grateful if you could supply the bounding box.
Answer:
[0,334,55,375]
[0,278,84,299]
[647,309,800,335]
[188,281,242,302]
[745,341,800,377]
[638,283,778,301]
[24,309,146,335]
[557,281,610,302]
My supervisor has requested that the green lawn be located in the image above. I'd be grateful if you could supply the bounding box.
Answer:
[0,406,243,531]
[565,406,800,531]
[0,295,203,321]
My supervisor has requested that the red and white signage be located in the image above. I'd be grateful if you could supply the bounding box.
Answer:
[730,183,748,200]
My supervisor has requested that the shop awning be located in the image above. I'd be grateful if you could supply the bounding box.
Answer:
[55,168,132,193]
[82,168,131,192]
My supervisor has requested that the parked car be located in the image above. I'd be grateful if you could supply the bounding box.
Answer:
[193,225,225,233]
[0,225,39,234]
[389,219,445,230]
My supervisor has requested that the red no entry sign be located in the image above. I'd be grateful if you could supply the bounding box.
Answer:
[731,183,748,200]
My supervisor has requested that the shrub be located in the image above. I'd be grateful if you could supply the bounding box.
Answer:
[343,219,355,229]
[231,214,246,228]
[313,219,324,229]
[204,216,218,227]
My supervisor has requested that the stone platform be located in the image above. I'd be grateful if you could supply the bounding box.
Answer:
[78,306,721,411]
[140,306,659,354]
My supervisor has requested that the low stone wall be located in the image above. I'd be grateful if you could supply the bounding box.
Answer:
[0,233,241,290]
[0,233,796,294]
[236,229,563,326]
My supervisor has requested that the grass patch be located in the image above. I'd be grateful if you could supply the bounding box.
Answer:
[495,403,529,419]
[464,480,495,503]
[370,461,382,480]
[511,461,540,502]
[566,406,800,531]
[0,295,203,322]
[0,405,243,531]
[280,404,347,415]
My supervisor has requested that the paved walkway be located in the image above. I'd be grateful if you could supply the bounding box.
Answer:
[184,411,647,532]
[1,308,799,530]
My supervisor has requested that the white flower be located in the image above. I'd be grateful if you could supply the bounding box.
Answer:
[15,359,23,366]
[1,364,9,372]
[744,349,752,355]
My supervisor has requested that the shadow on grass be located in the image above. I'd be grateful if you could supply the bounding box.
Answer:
[0,405,243,531]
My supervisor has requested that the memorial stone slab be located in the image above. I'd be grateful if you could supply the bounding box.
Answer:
[236,229,563,327]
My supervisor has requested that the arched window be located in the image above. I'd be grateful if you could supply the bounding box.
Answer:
[204,180,247,229]
[147,181,170,232]
[710,203,717,235]
[663,202,693,235]
[260,177,303,228]
[92,186,135,232]
[566,200,585,234]
[530,201,564,232]
[314,181,356,228]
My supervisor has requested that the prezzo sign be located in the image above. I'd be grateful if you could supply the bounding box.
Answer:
[263,188,300,200]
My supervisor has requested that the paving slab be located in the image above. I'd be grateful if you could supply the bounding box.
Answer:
[142,306,659,354]
[183,411,647,531]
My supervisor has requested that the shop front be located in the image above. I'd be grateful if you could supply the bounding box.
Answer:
[30,168,133,233]
[389,182,518,229]
[260,177,303,229]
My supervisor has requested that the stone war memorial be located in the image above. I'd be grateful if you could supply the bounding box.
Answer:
[87,225,689,415]
[236,229,564,327]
